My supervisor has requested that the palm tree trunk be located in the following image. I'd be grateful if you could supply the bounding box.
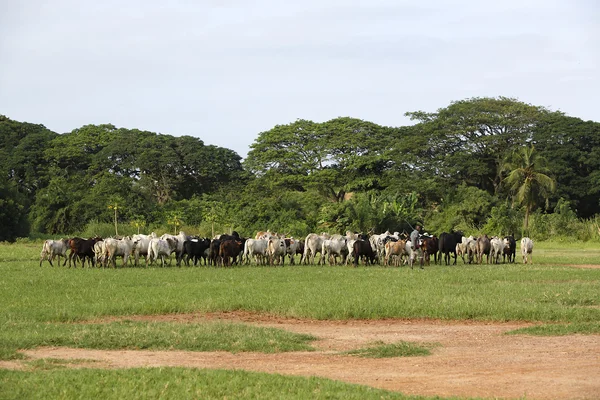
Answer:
[524,207,530,231]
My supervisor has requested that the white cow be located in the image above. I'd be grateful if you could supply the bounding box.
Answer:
[465,236,478,264]
[521,237,534,264]
[104,237,135,268]
[93,240,107,267]
[302,233,329,264]
[489,236,506,264]
[39,239,70,267]
[322,235,347,265]
[284,238,300,264]
[160,231,188,266]
[345,239,357,266]
[148,237,178,267]
[267,237,287,266]
[406,240,422,269]
[131,234,152,267]
[370,230,392,262]
[243,239,268,265]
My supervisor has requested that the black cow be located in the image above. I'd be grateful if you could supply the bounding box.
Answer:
[353,239,377,267]
[209,239,221,266]
[503,235,516,263]
[438,231,463,265]
[182,238,211,266]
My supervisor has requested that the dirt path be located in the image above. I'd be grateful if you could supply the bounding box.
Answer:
[9,312,600,400]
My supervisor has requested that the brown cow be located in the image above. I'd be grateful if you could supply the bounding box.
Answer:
[421,236,438,266]
[68,237,103,268]
[219,239,243,267]
[384,240,407,266]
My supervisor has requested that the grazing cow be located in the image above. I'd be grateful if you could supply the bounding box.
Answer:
[503,235,516,263]
[243,239,268,265]
[220,239,244,267]
[68,237,102,268]
[521,237,534,264]
[476,235,491,264]
[147,237,178,267]
[104,237,135,268]
[353,239,377,267]
[39,239,70,267]
[438,231,463,265]
[489,236,505,264]
[182,238,211,266]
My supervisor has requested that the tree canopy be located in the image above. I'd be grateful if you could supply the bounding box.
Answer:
[1,96,599,241]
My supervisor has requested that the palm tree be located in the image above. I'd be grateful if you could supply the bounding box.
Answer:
[502,144,556,231]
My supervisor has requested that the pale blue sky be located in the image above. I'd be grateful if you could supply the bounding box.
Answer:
[1,1,598,158]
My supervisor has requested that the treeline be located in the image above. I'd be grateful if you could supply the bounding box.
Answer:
[2,97,600,242]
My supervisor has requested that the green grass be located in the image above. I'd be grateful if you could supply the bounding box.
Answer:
[0,320,315,360]
[0,368,445,400]
[1,241,597,399]
[343,341,435,358]
[1,240,599,361]
[507,321,600,336]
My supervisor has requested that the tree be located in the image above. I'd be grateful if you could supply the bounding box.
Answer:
[166,210,184,234]
[107,198,122,236]
[244,118,389,202]
[502,145,556,231]
[0,175,29,241]
[405,97,557,194]
[532,114,600,218]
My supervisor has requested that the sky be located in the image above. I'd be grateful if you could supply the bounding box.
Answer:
[1,1,598,159]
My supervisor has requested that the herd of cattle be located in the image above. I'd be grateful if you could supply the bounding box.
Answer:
[38,229,535,269]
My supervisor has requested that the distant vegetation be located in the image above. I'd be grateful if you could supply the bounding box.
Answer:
[2,96,600,242]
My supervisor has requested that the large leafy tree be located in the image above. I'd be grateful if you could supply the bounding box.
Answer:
[502,145,556,231]
[245,117,389,202]
[532,114,600,218]
[0,175,29,241]
[405,97,556,194]
[0,115,57,197]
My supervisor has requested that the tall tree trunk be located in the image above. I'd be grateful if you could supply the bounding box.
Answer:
[524,206,530,232]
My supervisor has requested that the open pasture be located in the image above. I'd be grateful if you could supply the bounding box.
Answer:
[1,240,600,399]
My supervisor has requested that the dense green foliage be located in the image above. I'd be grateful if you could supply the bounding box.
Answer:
[2,96,600,241]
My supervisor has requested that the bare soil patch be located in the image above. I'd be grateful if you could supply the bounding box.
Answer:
[11,312,600,400]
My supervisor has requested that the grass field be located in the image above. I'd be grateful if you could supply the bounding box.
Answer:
[1,240,599,398]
